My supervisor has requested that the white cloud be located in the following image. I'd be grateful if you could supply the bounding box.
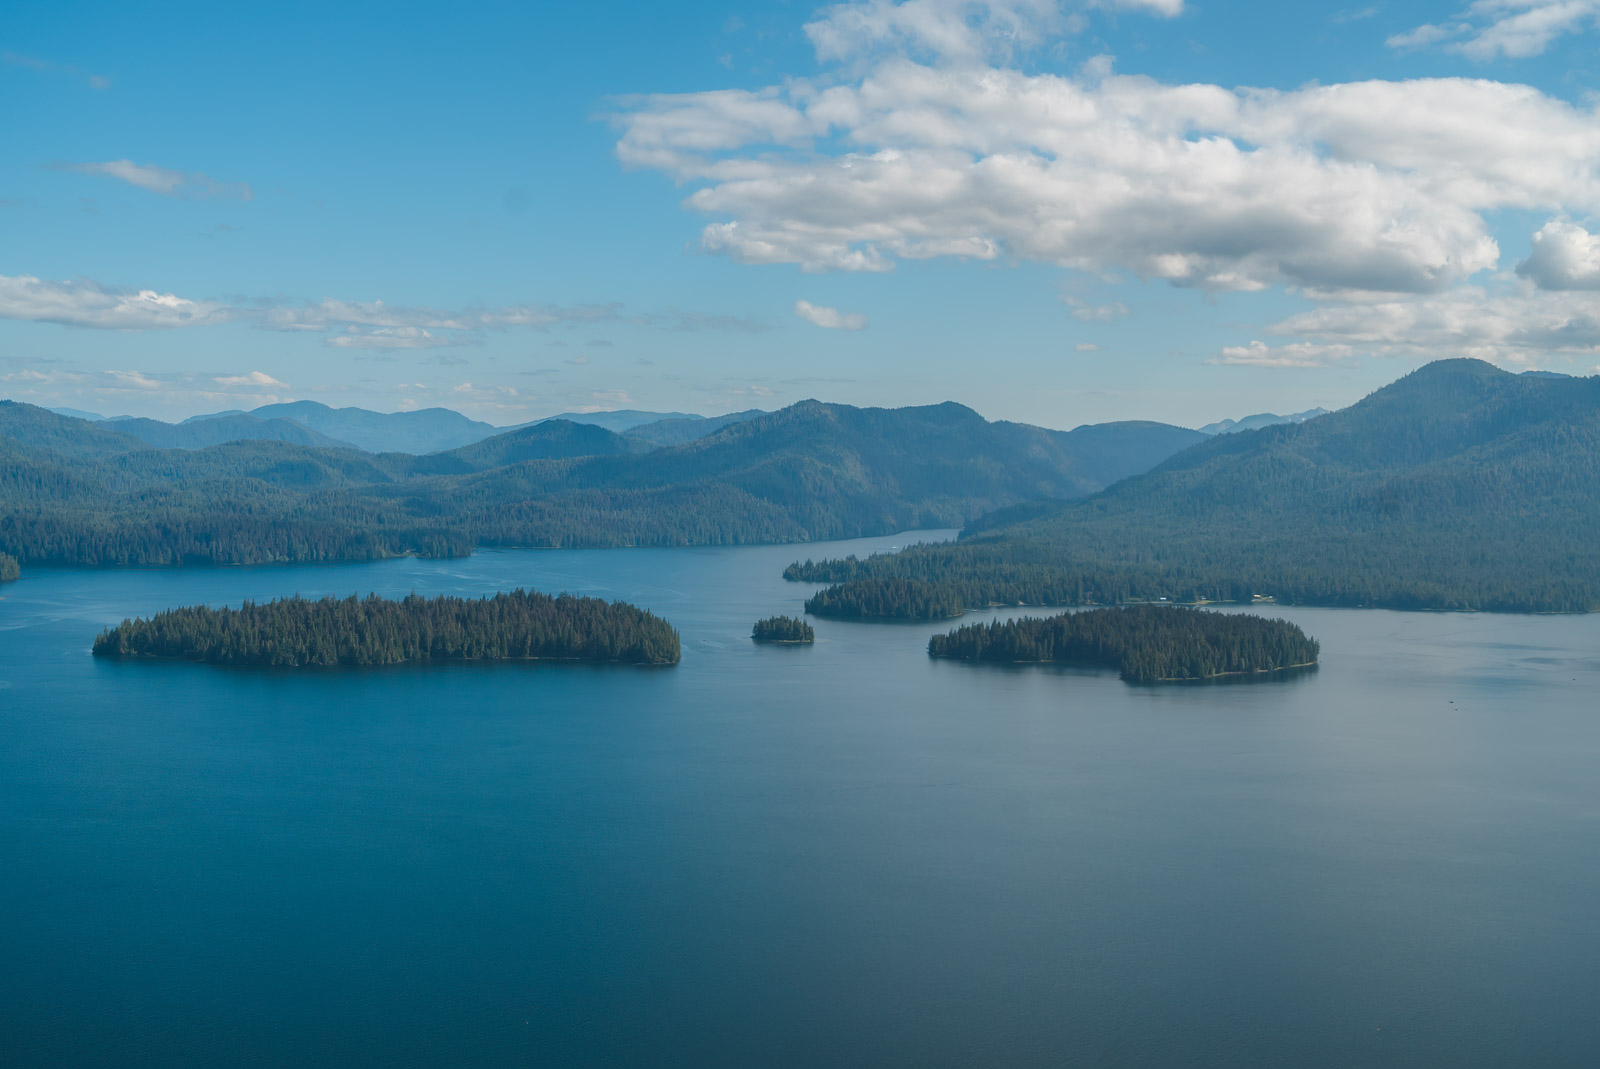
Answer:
[1210,340,1358,368]
[326,326,475,351]
[1516,218,1600,289]
[1065,298,1130,322]
[1264,284,1600,365]
[1389,0,1600,59]
[803,0,1180,64]
[615,57,1600,293]
[0,275,230,329]
[795,299,869,329]
[1075,342,1102,351]
[52,159,252,200]
[214,371,287,388]
[2,50,110,90]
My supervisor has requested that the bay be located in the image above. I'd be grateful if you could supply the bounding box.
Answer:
[3,530,1599,1067]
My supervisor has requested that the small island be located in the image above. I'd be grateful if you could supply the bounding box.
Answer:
[752,615,814,643]
[928,605,1318,683]
[0,551,18,584]
[93,589,680,667]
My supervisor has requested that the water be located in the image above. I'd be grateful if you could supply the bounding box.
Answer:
[3,531,1599,1067]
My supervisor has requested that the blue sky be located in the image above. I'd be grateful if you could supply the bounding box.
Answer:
[6,0,1600,428]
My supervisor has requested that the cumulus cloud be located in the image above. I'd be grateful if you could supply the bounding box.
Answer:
[1389,1,1600,60]
[213,371,287,388]
[51,159,252,200]
[615,52,1600,293]
[1516,219,1600,289]
[795,299,869,329]
[804,0,1180,63]
[0,275,230,329]
[1262,285,1600,365]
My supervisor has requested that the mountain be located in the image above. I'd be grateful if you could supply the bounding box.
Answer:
[787,360,1600,614]
[0,398,1204,569]
[46,407,107,421]
[107,414,356,451]
[624,410,767,447]
[1198,407,1330,435]
[437,419,646,471]
[525,409,703,434]
[242,401,499,454]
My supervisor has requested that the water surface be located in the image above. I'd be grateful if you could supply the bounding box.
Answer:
[3,532,1598,1067]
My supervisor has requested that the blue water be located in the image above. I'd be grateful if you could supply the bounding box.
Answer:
[3,531,1600,1067]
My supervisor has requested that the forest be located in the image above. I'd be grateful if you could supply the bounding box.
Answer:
[790,361,1600,615]
[752,615,814,642]
[927,606,1320,683]
[803,577,968,619]
[0,399,1199,569]
[92,589,681,667]
[0,551,18,583]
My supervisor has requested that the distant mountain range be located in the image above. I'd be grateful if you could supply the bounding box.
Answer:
[1197,407,1331,435]
[0,398,1205,572]
[786,361,1600,614]
[42,402,759,455]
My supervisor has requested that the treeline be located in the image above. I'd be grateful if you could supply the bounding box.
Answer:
[803,577,967,619]
[752,615,814,642]
[92,590,681,667]
[0,551,18,583]
[927,606,1320,683]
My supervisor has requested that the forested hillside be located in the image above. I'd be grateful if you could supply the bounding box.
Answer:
[0,398,1199,569]
[789,361,1600,614]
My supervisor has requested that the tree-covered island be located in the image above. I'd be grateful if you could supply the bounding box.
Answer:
[752,615,814,643]
[0,551,18,584]
[928,605,1318,683]
[93,589,680,667]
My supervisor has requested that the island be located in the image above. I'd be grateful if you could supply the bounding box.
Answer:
[752,615,814,643]
[92,589,681,667]
[927,605,1318,683]
[0,551,17,584]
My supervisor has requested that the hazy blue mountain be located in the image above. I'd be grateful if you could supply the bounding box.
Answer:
[523,409,704,434]
[438,419,647,471]
[625,410,767,446]
[108,414,356,451]
[245,401,499,453]
[46,407,107,422]
[788,360,1600,613]
[1198,407,1331,435]
[0,396,1208,566]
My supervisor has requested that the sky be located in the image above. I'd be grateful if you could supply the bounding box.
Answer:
[6,0,1600,430]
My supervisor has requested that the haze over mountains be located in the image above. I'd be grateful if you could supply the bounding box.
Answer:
[45,397,1310,458]
[0,397,1204,571]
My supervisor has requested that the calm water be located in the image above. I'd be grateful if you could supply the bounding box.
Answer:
[3,531,1600,1068]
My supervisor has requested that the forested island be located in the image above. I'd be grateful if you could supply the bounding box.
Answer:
[928,606,1319,683]
[0,552,17,583]
[92,589,681,667]
[752,615,814,643]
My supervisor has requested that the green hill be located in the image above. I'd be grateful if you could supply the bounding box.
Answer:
[791,361,1600,614]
